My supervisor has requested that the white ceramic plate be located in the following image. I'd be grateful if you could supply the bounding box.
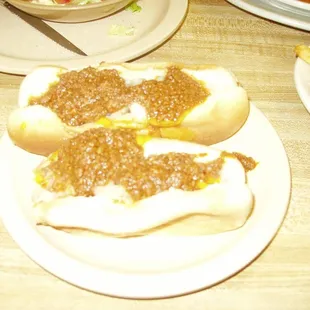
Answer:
[268,0,310,16]
[226,0,310,31]
[0,0,188,75]
[0,103,291,298]
[294,57,310,114]
[276,0,310,12]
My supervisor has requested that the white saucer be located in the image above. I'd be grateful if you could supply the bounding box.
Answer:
[0,0,188,75]
[0,103,291,299]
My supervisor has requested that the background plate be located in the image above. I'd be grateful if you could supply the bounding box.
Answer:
[0,0,188,75]
[0,104,291,299]
[294,57,310,114]
[275,0,310,12]
[226,0,310,31]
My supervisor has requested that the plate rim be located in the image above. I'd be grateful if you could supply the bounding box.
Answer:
[0,0,189,75]
[294,57,310,114]
[0,103,292,299]
[275,0,310,12]
[226,0,310,31]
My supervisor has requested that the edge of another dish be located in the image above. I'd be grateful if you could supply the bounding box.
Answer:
[294,57,310,114]
[0,0,189,74]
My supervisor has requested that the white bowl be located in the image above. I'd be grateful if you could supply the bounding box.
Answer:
[6,0,133,23]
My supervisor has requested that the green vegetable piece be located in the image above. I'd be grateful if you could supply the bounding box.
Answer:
[125,1,142,13]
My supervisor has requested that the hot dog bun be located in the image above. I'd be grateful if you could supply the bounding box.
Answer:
[7,63,249,156]
[32,132,255,237]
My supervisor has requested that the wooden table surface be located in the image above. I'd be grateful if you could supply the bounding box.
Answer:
[1,0,310,309]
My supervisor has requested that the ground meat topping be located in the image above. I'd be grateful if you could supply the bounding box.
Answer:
[221,151,257,172]
[35,128,224,201]
[28,66,209,127]
[29,68,132,127]
[130,66,209,123]
[232,152,257,172]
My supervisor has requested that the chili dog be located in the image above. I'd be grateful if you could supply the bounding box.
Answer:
[32,127,256,237]
[7,63,249,156]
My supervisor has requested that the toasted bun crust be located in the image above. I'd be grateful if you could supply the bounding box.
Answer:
[7,63,249,156]
[7,105,100,156]
[32,138,254,237]
[163,85,248,145]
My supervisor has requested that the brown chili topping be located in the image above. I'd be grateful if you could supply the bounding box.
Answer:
[36,128,224,201]
[232,152,257,172]
[28,66,209,127]
[221,151,257,172]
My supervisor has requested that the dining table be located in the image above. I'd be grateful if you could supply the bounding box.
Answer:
[1,0,310,309]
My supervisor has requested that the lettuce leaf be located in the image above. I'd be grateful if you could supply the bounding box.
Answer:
[125,1,142,13]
